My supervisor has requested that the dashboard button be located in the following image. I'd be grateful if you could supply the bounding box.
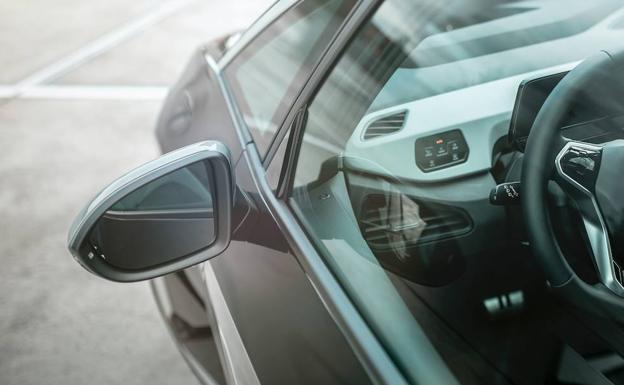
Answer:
[415,129,468,172]
[435,145,448,157]
[448,140,460,152]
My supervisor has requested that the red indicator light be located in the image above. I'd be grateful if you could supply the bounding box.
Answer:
[435,139,444,144]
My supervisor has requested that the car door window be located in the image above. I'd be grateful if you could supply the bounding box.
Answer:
[224,0,353,157]
[288,0,623,384]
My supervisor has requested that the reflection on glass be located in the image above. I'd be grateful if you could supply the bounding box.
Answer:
[288,0,623,383]
[112,161,213,212]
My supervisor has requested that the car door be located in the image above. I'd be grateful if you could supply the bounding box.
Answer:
[193,1,386,384]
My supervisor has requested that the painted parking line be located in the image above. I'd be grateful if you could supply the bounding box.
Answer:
[8,0,194,99]
[0,86,15,99]
[0,85,168,101]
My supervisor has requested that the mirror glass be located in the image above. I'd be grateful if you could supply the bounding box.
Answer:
[87,160,216,270]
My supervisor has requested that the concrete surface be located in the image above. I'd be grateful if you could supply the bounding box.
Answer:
[0,0,160,83]
[56,1,268,86]
[0,1,271,384]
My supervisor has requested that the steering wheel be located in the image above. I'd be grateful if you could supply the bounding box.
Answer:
[522,48,624,321]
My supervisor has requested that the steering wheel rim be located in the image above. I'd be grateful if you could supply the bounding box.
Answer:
[521,48,624,321]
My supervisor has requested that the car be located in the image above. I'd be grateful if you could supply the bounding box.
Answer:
[67,0,624,384]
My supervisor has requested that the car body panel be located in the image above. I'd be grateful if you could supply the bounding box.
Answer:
[155,47,247,163]
[207,154,373,384]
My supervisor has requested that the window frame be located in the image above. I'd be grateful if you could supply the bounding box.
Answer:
[222,0,356,160]
[264,108,304,192]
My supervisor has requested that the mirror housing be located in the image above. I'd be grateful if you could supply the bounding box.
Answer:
[68,141,233,282]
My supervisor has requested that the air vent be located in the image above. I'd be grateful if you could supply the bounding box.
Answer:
[359,194,471,251]
[362,111,407,140]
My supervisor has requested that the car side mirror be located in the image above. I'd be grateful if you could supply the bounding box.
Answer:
[67,141,233,282]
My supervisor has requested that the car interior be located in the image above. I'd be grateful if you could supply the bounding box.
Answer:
[287,0,624,383]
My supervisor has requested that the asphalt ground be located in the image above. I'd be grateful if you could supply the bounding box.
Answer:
[0,1,271,384]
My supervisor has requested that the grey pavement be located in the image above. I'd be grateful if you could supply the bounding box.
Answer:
[0,1,271,384]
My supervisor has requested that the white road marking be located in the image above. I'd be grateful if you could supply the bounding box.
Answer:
[10,0,194,97]
[0,85,168,101]
[0,86,15,99]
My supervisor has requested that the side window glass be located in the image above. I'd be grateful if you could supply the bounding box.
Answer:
[224,0,352,156]
[286,0,621,383]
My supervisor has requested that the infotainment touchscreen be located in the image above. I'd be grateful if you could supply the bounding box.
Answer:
[508,71,568,150]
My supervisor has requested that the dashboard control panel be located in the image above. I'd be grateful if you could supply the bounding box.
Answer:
[415,129,468,172]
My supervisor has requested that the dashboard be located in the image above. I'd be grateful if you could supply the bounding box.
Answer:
[341,66,622,288]
[346,64,624,185]
[345,63,577,183]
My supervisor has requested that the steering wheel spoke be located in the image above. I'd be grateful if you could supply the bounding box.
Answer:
[554,141,624,295]
[554,140,602,194]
